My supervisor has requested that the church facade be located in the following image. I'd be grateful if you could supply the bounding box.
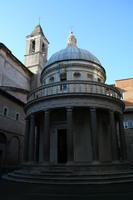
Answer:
[0,43,32,168]
[0,24,47,169]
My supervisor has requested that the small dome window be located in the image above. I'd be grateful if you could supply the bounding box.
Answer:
[87,73,93,80]
[60,72,67,81]
[49,76,54,83]
[73,72,81,79]
[98,78,101,83]
[43,79,46,85]
[3,107,8,117]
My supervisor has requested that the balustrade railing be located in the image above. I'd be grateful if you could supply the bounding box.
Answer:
[27,81,121,102]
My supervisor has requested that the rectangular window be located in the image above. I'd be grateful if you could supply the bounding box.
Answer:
[123,120,133,129]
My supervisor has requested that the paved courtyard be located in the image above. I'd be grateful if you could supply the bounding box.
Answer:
[1,177,133,200]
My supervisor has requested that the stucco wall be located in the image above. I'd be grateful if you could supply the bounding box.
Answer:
[124,111,133,162]
[0,52,31,91]
[115,79,133,106]
[0,93,25,166]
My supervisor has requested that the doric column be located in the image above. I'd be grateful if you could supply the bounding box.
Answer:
[90,107,99,162]
[119,113,127,161]
[109,111,118,162]
[43,110,50,162]
[66,107,74,163]
[23,118,30,162]
[29,114,35,162]
[39,119,44,163]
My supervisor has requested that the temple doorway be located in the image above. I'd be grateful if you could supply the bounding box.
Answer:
[57,129,67,163]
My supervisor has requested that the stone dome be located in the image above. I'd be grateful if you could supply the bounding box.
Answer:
[45,32,101,68]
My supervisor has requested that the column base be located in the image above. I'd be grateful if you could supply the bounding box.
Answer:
[112,160,121,164]
[39,161,51,166]
[91,160,101,165]
[66,161,74,166]
[26,161,35,165]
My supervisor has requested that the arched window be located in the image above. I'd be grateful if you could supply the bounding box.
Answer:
[60,72,67,81]
[87,73,93,80]
[42,43,45,52]
[31,40,35,52]
[3,107,8,117]
[16,113,19,121]
[98,78,101,83]
[73,72,81,79]
[49,76,54,83]
[60,73,67,91]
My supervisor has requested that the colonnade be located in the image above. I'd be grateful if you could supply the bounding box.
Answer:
[23,107,127,164]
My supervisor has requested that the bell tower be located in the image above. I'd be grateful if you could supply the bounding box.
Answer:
[25,23,49,88]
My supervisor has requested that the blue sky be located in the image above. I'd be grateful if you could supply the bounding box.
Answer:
[0,0,133,84]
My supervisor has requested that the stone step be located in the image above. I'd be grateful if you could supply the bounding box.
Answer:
[5,171,133,184]
[13,170,133,177]
[14,170,73,176]
[14,171,73,177]
[4,173,133,185]
[14,168,133,177]
[22,168,73,173]
[11,172,133,179]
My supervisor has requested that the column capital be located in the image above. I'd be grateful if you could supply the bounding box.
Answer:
[43,110,50,115]
[119,112,124,119]
[109,110,114,114]
[66,107,73,112]
[45,109,50,112]
[30,113,35,119]
[90,107,96,112]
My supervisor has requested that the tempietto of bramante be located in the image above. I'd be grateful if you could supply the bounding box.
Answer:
[5,31,133,184]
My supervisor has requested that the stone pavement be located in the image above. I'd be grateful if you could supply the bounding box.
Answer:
[1,178,133,200]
